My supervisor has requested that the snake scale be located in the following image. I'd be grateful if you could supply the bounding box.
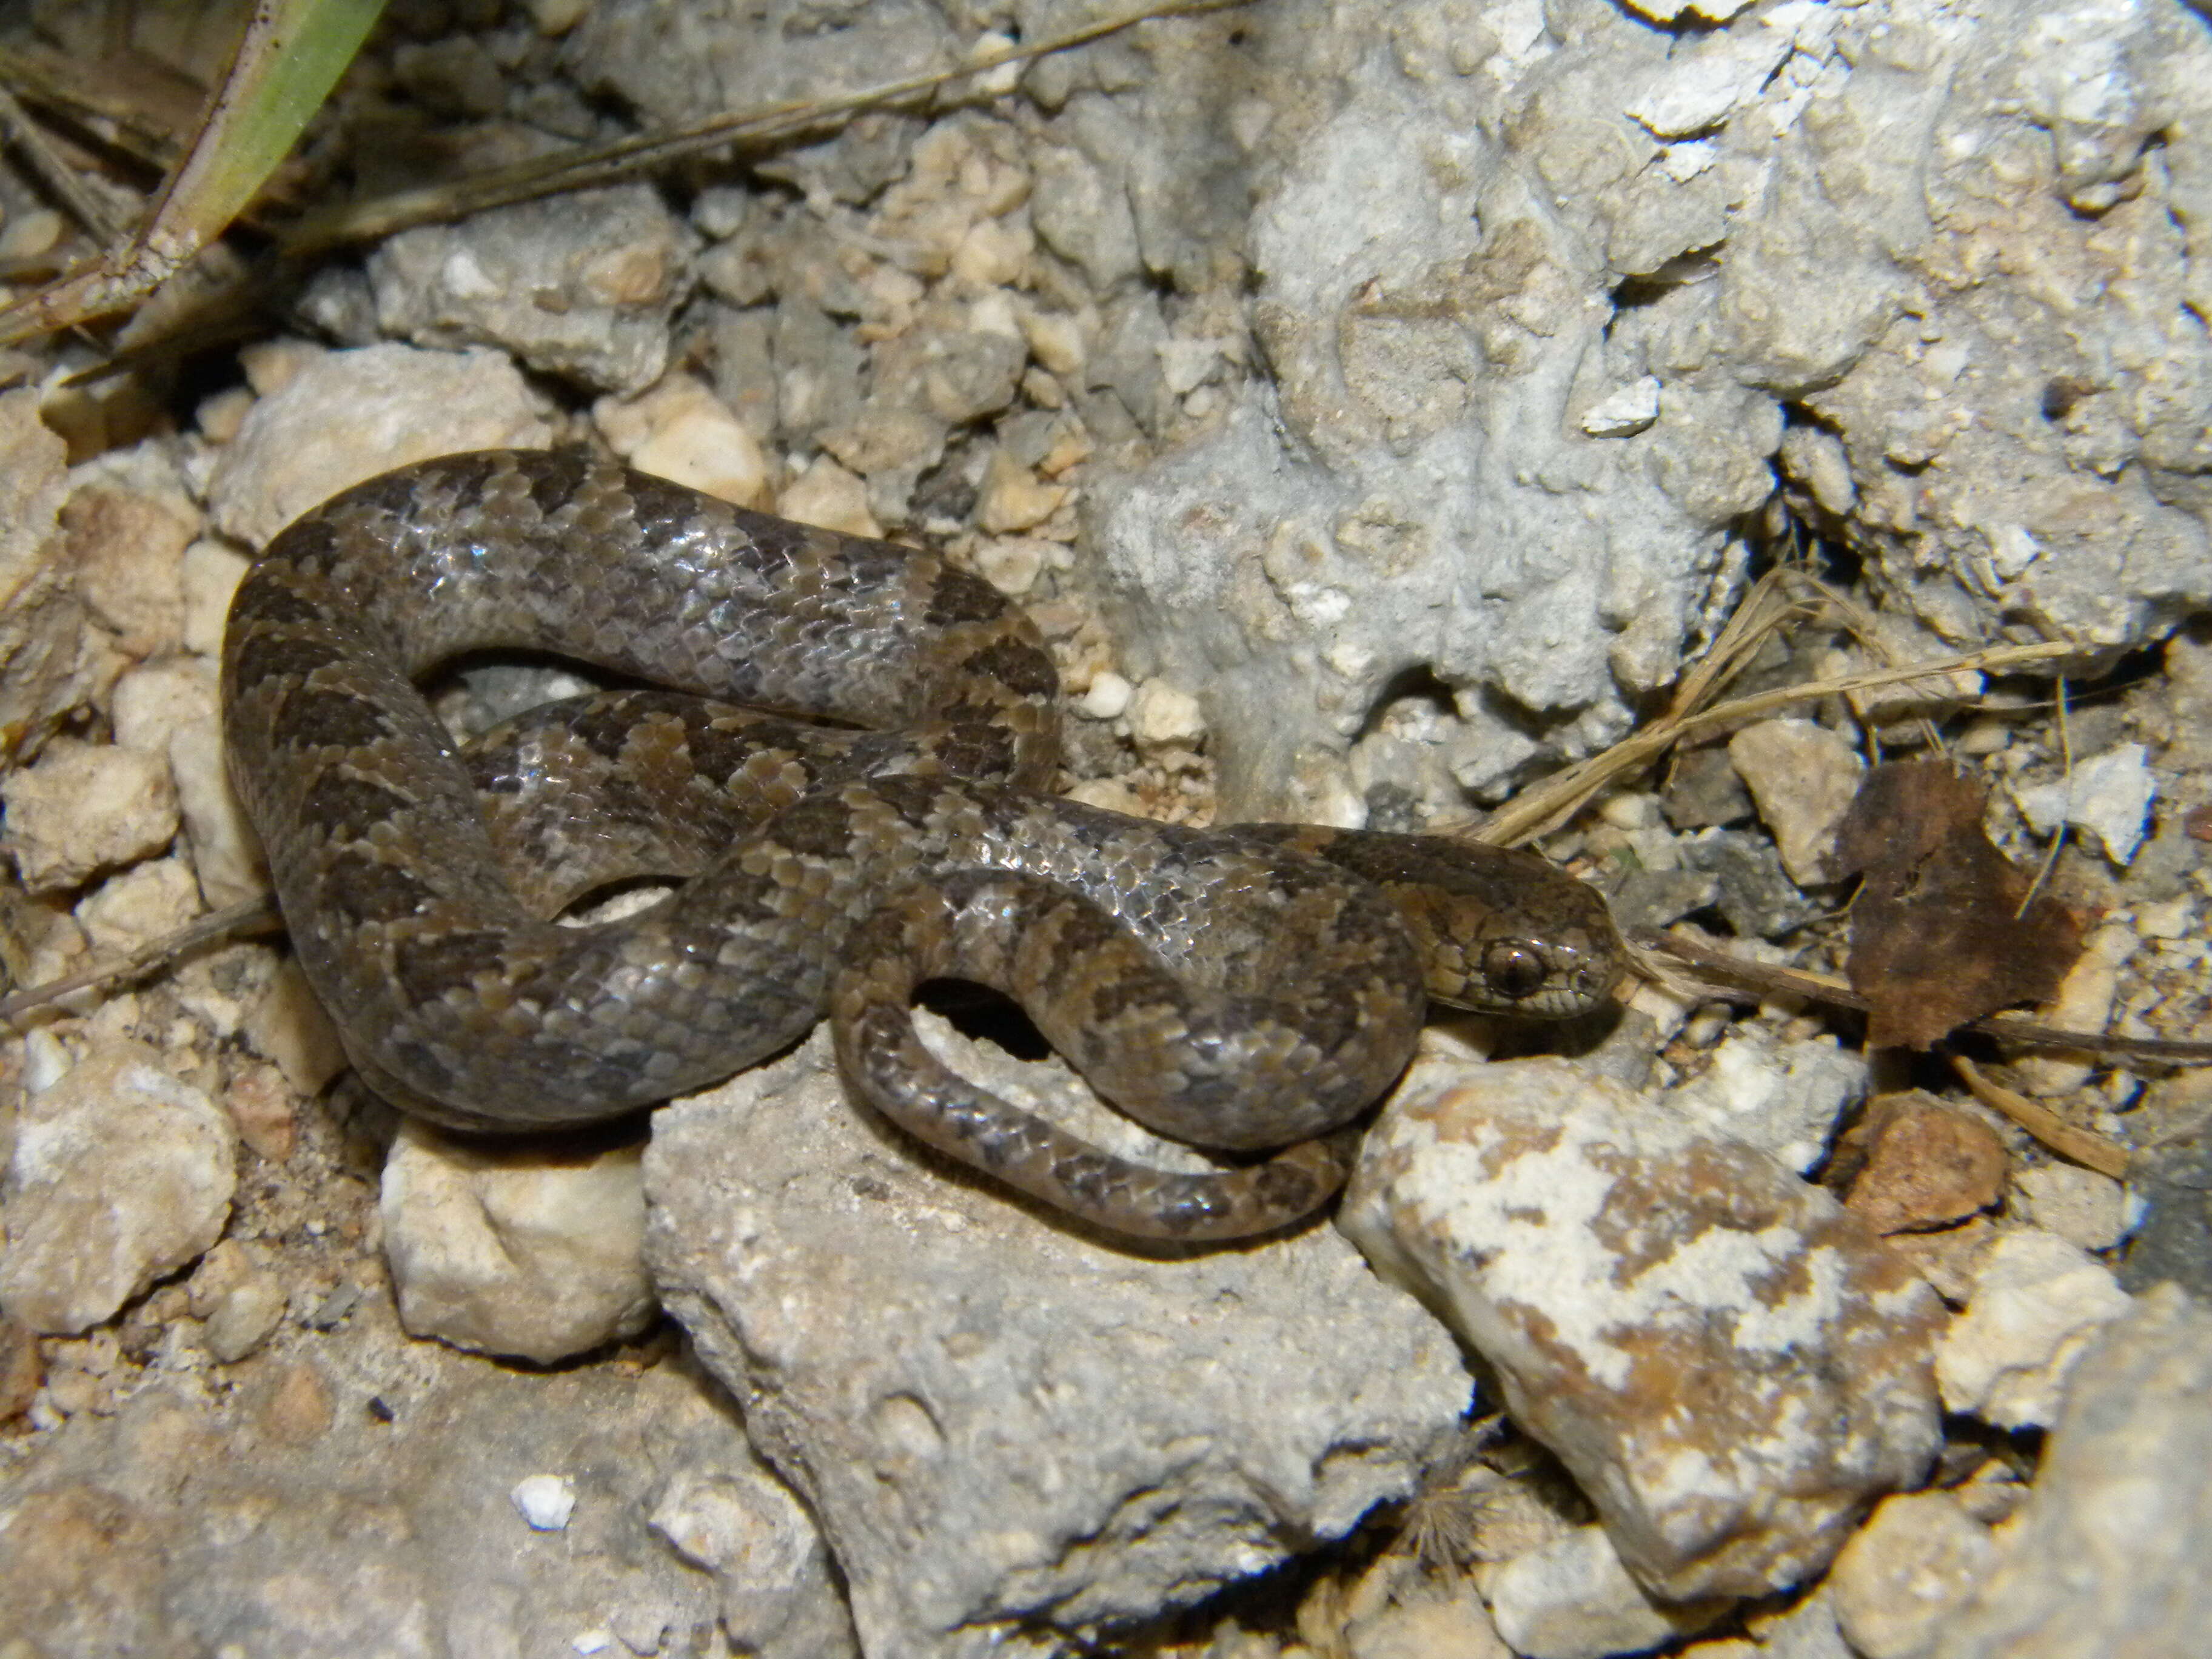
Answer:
[222,449,1624,1239]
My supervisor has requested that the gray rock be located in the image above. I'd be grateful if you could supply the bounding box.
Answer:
[0,1037,236,1335]
[645,1022,1470,1658]
[1661,1032,1866,1175]
[1726,720,1864,887]
[1934,1284,2212,1659]
[0,1329,797,1658]
[1070,0,2212,824]
[1341,1054,1944,1602]
[0,388,99,757]
[368,184,697,394]
[1678,828,1827,939]
[2120,1068,2212,1296]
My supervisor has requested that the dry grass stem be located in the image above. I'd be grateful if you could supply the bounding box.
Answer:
[0,896,279,1028]
[1952,1054,2130,1179]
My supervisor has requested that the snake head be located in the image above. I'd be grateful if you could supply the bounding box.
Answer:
[1363,839,1628,1022]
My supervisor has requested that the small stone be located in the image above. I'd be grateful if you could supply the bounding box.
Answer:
[62,484,193,657]
[1934,1226,2133,1429]
[369,184,695,395]
[1661,1033,1865,1174]
[75,855,201,954]
[970,535,1047,597]
[974,446,1068,534]
[1580,375,1662,437]
[170,716,265,908]
[1827,1490,1996,1659]
[110,655,219,754]
[1844,1094,2009,1234]
[2009,1163,2126,1252]
[241,958,349,1098]
[179,539,250,656]
[1727,720,1864,886]
[1061,777,1144,814]
[206,342,555,547]
[2015,921,2137,1096]
[1485,1526,1724,1659]
[1078,671,1133,721]
[187,1238,287,1362]
[381,1119,655,1364]
[1342,1054,1943,1601]
[650,1467,859,1656]
[776,457,879,538]
[2014,742,2157,865]
[594,375,770,508]
[1344,1575,1510,1659]
[1883,1216,1996,1305]
[1018,307,1088,378]
[1130,679,1206,748]
[1678,828,1825,937]
[0,1037,236,1333]
[1935,1284,2212,1657]
[511,1473,577,1532]
[1,738,179,891]
[222,1057,300,1163]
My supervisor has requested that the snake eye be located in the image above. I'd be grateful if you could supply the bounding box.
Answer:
[1481,940,1549,1001]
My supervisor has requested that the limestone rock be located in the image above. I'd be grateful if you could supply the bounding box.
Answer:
[1484,1524,1724,1659]
[1727,721,1865,887]
[1934,1284,2212,1659]
[1934,1226,2133,1429]
[1,737,178,891]
[369,184,697,395]
[1341,1055,1944,1601]
[646,1021,1469,1658]
[380,1119,655,1364]
[0,1037,236,1334]
[205,342,555,547]
[1828,1490,1997,1659]
[0,388,102,754]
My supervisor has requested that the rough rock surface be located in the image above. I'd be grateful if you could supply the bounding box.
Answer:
[0,387,101,756]
[369,184,699,395]
[204,341,555,546]
[380,1119,656,1364]
[0,1038,236,1335]
[646,1021,1470,1658]
[1340,1054,1945,1601]
[1933,1225,2134,1429]
[1078,0,2212,820]
[1484,1523,1726,1659]
[1934,1284,2212,1659]
[0,1315,826,1659]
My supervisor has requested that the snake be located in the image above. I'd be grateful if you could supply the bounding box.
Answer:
[221,448,1624,1240]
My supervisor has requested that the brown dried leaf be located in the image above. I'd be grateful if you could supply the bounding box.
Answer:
[1832,759,2083,1048]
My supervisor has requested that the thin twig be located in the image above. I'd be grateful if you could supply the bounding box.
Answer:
[0,896,281,1027]
[2018,677,2070,916]
[1478,639,2077,848]
[0,81,128,244]
[1953,1054,2129,1179]
[1634,926,2212,1063]
[281,0,1255,257]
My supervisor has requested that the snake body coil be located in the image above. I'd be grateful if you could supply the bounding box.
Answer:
[223,449,1622,1239]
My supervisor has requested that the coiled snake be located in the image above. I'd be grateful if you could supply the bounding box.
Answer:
[222,449,1623,1239]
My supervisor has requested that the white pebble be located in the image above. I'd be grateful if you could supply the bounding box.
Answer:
[1078,672,1133,720]
[511,1473,577,1531]
[1129,679,1205,747]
